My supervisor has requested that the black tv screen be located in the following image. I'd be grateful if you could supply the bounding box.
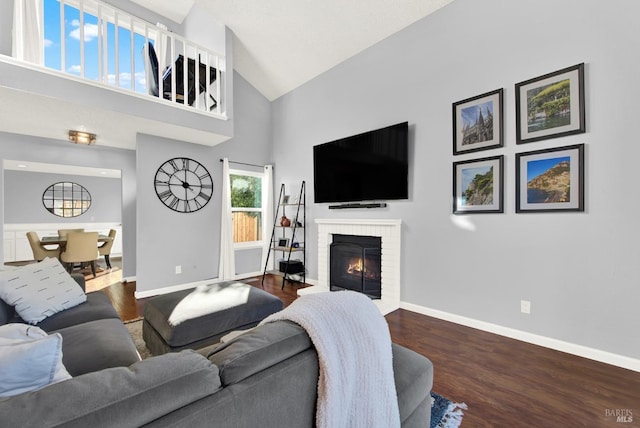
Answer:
[313,122,409,203]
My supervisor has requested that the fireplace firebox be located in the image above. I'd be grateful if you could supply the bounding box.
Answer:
[330,234,381,299]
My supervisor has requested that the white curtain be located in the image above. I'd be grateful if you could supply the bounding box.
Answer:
[218,158,235,280]
[12,0,44,64]
[260,165,274,273]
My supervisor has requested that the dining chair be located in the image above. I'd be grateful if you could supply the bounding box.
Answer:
[58,228,85,238]
[60,232,99,277]
[98,229,117,269]
[26,231,60,261]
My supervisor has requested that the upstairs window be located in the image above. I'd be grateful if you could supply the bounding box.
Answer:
[42,0,149,93]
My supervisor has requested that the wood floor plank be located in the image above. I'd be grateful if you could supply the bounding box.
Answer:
[92,275,640,427]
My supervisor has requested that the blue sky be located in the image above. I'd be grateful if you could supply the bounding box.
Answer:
[461,166,491,192]
[526,156,570,182]
[461,100,493,128]
[43,0,148,93]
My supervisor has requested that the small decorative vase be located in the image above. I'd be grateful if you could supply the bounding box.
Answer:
[280,216,291,227]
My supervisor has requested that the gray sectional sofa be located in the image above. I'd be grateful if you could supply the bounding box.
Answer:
[0,275,434,427]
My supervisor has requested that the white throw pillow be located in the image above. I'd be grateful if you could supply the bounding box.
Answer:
[0,257,86,324]
[0,323,72,397]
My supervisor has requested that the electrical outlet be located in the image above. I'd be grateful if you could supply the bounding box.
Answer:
[521,300,531,314]
[175,265,182,274]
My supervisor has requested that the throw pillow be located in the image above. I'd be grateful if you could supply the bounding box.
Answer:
[0,257,86,324]
[0,323,72,397]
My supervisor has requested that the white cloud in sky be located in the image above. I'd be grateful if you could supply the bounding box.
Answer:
[67,64,81,74]
[69,20,99,42]
[44,39,54,48]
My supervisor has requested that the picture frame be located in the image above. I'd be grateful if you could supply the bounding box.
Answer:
[281,195,290,204]
[277,238,289,248]
[453,88,503,155]
[515,144,584,213]
[515,63,585,144]
[453,155,504,214]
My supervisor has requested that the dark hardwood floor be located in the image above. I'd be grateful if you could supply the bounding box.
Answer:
[89,274,640,427]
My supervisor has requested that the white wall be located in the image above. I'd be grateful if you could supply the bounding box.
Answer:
[271,0,640,361]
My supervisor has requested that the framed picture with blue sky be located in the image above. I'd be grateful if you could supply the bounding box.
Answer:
[452,89,503,155]
[516,144,584,213]
[453,155,504,214]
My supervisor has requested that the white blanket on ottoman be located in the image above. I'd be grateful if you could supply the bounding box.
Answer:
[260,291,400,428]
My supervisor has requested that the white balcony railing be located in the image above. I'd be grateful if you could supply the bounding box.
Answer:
[13,0,225,117]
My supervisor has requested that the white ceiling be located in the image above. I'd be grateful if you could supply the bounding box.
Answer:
[0,0,454,152]
[142,0,455,101]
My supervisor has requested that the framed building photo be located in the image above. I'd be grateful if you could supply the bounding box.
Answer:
[515,63,585,144]
[515,144,584,213]
[453,155,504,214]
[453,89,503,155]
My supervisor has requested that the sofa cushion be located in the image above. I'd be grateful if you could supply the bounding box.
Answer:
[204,320,312,385]
[0,258,86,324]
[28,291,119,333]
[391,343,433,425]
[0,324,71,397]
[0,350,222,428]
[52,318,140,376]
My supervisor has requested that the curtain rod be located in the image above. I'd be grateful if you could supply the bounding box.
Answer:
[219,159,267,168]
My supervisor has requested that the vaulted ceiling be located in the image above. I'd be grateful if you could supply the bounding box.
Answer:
[133,0,455,101]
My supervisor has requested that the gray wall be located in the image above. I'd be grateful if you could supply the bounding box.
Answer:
[135,72,272,292]
[271,0,640,360]
[0,133,136,278]
[4,170,121,223]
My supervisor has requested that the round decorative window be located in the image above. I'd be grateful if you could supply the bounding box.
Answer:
[42,182,92,218]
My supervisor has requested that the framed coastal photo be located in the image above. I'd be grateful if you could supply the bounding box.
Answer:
[516,63,585,144]
[453,155,504,214]
[515,144,584,213]
[453,89,503,155]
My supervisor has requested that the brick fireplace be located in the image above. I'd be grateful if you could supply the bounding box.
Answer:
[298,218,401,314]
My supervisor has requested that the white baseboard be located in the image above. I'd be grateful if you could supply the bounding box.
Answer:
[134,277,226,299]
[132,273,268,299]
[400,302,640,373]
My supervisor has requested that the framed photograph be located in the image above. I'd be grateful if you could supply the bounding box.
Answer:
[277,238,289,247]
[453,155,504,214]
[516,63,585,144]
[453,89,503,155]
[515,144,584,213]
[281,195,290,204]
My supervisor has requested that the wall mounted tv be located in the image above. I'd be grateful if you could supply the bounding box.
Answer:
[313,121,409,204]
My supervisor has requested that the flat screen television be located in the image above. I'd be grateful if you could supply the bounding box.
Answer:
[313,121,409,203]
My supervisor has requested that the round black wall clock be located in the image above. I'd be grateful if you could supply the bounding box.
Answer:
[154,157,213,213]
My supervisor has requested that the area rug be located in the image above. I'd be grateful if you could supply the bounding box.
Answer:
[124,319,466,427]
[431,392,467,428]
[124,318,152,360]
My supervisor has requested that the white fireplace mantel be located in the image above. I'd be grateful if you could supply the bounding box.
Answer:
[298,218,402,314]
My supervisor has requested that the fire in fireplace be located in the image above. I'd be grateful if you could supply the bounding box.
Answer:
[330,234,381,299]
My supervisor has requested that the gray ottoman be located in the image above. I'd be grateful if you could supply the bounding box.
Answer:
[143,281,283,355]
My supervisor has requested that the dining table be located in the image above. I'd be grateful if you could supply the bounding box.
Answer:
[40,234,113,246]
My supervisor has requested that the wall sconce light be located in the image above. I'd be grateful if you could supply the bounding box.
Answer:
[69,130,96,145]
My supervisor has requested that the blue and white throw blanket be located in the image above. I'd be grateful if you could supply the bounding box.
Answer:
[260,291,400,428]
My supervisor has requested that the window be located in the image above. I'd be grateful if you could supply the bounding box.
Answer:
[230,170,265,246]
[42,0,151,93]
